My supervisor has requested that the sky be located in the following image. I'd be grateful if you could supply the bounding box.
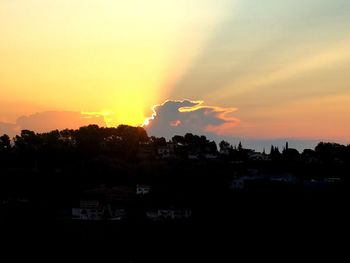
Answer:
[1,0,350,149]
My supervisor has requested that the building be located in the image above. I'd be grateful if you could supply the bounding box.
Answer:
[136,184,151,195]
[231,174,263,190]
[220,148,230,156]
[72,200,127,220]
[248,151,270,161]
[303,179,328,189]
[204,153,218,160]
[231,178,245,189]
[157,143,176,159]
[72,200,104,220]
[146,209,192,221]
[324,178,342,184]
[269,174,299,184]
[106,206,126,220]
[137,143,154,159]
[188,153,199,160]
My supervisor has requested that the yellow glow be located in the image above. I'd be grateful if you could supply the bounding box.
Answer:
[2,1,349,142]
[0,0,229,127]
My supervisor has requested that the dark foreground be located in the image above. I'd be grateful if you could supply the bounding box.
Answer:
[1,184,348,261]
[0,127,349,259]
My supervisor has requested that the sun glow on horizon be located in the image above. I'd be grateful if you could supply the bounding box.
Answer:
[1,1,350,142]
[0,0,230,128]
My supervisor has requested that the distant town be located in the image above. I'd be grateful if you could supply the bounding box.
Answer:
[0,125,348,245]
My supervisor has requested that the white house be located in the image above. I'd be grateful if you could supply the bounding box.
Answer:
[231,175,262,190]
[220,148,230,156]
[146,209,192,220]
[157,143,176,159]
[72,200,104,220]
[324,178,341,184]
[106,206,126,220]
[269,174,298,184]
[248,152,270,161]
[204,153,218,160]
[188,153,199,160]
[136,184,151,195]
[72,201,127,220]
[231,178,245,189]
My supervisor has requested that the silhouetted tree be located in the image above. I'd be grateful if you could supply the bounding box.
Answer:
[219,140,230,152]
[59,129,76,148]
[0,134,11,150]
[184,133,195,145]
[269,145,281,161]
[208,141,218,153]
[151,136,167,147]
[237,142,243,152]
[315,142,347,163]
[14,130,42,153]
[285,142,289,151]
[172,135,185,145]
[74,125,104,154]
[283,147,300,162]
[116,125,148,144]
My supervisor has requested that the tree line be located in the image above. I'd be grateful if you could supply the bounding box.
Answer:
[1,124,350,166]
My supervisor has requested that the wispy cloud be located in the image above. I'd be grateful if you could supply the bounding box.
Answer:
[218,39,350,99]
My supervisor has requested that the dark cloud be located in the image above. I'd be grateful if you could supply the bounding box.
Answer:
[144,100,239,139]
[0,111,106,137]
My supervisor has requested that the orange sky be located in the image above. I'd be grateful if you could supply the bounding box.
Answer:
[1,0,350,143]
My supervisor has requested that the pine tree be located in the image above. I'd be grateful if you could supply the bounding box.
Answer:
[238,142,243,152]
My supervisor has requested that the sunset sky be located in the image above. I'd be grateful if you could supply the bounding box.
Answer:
[1,0,350,147]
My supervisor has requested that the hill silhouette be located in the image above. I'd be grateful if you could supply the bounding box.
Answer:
[0,125,348,257]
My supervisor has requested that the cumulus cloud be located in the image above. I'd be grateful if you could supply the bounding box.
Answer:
[0,111,106,137]
[144,100,239,138]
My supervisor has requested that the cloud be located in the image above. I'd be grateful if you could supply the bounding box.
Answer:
[0,122,19,138]
[0,111,106,137]
[144,100,239,138]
